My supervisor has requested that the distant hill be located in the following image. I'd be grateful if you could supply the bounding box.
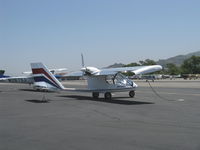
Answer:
[106,63,125,68]
[157,51,200,67]
[106,51,200,68]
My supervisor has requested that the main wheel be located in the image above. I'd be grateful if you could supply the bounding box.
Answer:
[129,90,135,98]
[92,92,99,99]
[104,92,112,100]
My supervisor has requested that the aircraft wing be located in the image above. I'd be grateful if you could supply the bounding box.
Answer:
[98,65,162,75]
[0,76,34,84]
[65,71,83,77]
[65,65,162,77]
[51,68,67,72]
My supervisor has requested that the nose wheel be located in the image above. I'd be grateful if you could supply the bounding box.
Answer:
[129,90,135,98]
[93,91,134,99]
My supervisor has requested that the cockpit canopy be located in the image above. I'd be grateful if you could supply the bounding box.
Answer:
[106,73,133,87]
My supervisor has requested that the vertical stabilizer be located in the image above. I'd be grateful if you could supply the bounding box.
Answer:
[31,63,65,90]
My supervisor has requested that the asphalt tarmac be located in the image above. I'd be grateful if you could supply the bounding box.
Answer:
[0,80,200,150]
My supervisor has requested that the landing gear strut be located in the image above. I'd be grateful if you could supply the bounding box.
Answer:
[104,92,112,100]
[129,90,135,98]
[92,92,99,99]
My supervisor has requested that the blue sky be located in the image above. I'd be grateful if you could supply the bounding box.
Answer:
[1,0,200,75]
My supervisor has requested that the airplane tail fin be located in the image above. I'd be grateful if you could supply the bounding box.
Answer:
[31,63,65,90]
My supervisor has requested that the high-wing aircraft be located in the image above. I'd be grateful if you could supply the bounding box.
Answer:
[30,60,162,99]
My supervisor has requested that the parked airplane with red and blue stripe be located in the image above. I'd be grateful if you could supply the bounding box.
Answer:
[30,61,162,99]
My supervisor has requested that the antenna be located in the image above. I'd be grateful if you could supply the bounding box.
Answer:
[81,53,85,67]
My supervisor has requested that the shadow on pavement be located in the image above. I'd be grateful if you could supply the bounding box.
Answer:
[58,95,154,105]
[20,89,55,93]
[25,99,50,103]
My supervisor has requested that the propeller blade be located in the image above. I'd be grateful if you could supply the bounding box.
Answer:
[81,53,85,67]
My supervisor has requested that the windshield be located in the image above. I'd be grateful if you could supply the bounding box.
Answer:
[106,73,133,87]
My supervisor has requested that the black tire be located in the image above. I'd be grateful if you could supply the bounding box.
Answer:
[104,92,112,100]
[129,90,135,98]
[92,92,99,99]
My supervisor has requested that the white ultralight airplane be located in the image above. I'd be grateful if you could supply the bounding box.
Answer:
[31,61,162,99]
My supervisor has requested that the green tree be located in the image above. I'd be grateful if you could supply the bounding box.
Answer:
[139,59,157,65]
[166,63,180,75]
[181,56,200,74]
[123,62,140,67]
[0,70,5,75]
